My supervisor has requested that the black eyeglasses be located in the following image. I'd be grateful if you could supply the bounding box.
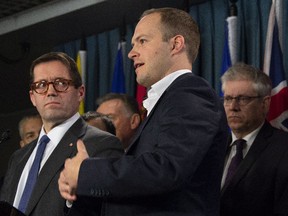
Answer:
[30,78,73,94]
[223,96,262,106]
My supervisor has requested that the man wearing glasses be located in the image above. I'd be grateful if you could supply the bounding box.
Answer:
[220,62,288,216]
[0,52,123,216]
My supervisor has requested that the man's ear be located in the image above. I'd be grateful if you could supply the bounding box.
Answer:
[78,85,85,102]
[130,113,141,130]
[263,95,271,114]
[29,90,36,107]
[20,140,24,148]
[171,35,185,53]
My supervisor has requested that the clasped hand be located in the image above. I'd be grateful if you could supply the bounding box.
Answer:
[58,139,88,202]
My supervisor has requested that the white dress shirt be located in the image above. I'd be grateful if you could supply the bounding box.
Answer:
[143,69,192,116]
[13,113,80,208]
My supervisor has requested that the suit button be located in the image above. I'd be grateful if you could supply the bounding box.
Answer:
[98,190,102,196]
[95,190,100,196]
[90,189,95,196]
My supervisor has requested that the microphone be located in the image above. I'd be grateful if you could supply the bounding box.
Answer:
[0,129,11,145]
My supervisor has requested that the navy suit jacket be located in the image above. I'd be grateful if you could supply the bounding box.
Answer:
[220,121,288,216]
[0,117,123,216]
[276,176,288,216]
[69,73,229,216]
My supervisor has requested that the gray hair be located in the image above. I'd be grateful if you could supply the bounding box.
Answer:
[221,62,272,96]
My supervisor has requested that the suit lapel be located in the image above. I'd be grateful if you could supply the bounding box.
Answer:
[222,122,273,193]
[25,118,86,214]
[7,142,37,204]
[126,74,192,153]
[125,111,150,153]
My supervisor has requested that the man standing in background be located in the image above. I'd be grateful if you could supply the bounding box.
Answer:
[96,93,141,150]
[220,63,288,216]
[18,113,42,148]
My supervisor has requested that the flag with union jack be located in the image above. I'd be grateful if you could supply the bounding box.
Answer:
[263,0,288,132]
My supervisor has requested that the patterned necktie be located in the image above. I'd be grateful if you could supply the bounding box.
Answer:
[18,135,50,213]
[224,139,246,186]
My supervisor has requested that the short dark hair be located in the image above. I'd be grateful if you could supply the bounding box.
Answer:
[82,111,116,135]
[30,52,82,88]
[18,113,42,138]
[96,93,140,116]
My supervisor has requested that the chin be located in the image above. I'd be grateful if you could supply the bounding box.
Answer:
[136,78,146,87]
[229,122,242,131]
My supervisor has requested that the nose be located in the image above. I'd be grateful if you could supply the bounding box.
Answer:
[46,82,58,95]
[229,99,240,111]
[128,47,138,60]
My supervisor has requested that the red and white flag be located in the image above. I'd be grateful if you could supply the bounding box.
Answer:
[263,0,288,131]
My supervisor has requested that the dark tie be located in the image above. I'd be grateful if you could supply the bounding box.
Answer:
[224,139,246,185]
[18,135,50,213]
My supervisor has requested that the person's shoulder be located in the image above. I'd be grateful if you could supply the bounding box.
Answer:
[263,122,288,136]
[272,126,288,140]
[15,140,36,153]
[168,73,218,104]
[261,123,288,150]
[84,125,124,156]
[84,124,121,145]
[6,142,34,166]
[86,124,115,137]
[171,73,213,91]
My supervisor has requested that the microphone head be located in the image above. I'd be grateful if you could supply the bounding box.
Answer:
[0,129,11,143]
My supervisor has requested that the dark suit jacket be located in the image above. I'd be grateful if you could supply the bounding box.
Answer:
[0,117,123,216]
[220,121,288,216]
[69,73,229,216]
[276,177,288,216]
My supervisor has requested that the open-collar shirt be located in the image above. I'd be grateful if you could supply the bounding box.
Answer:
[143,69,192,116]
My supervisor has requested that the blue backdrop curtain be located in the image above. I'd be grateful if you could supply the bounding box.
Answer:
[54,0,288,112]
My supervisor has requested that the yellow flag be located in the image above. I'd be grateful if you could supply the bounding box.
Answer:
[76,50,86,114]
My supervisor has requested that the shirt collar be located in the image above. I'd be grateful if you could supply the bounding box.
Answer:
[143,70,191,115]
[38,112,80,146]
[150,69,191,96]
[231,121,265,148]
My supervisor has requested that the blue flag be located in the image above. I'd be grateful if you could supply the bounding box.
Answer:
[220,19,232,96]
[111,42,126,93]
